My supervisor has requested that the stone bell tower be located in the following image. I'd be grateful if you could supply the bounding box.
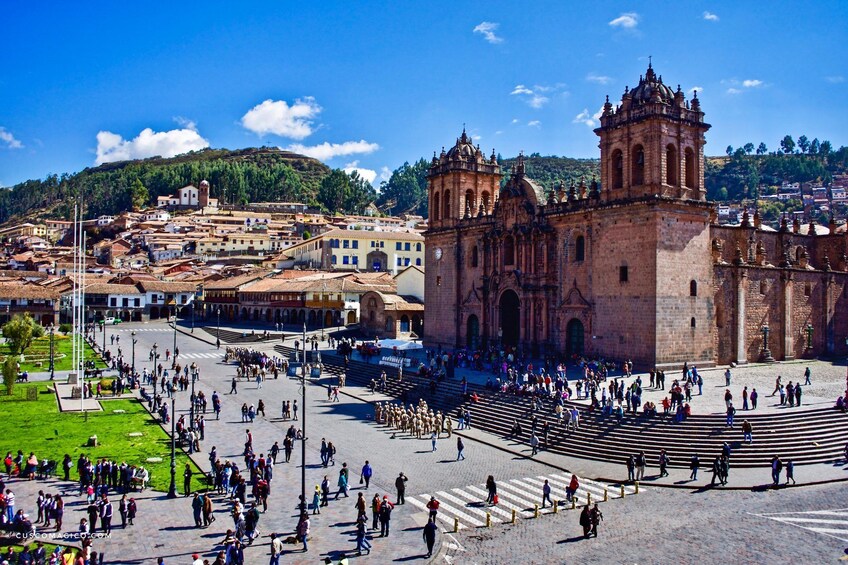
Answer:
[595,62,711,202]
[198,179,210,208]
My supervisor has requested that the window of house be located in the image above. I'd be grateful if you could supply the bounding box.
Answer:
[396,242,402,251]
[110,297,116,307]
[405,242,411,251]
[575,236,585,262]
[352,240,358,249]
[343,240,349,249]
[416,243,422,252]
[619,266,629,283]
[134,298,140,307]
[343,256,349,265]
[332,255,337,264]
[397,257,402,266]
[416,258,421,266]
[404,258,410,266]
[352,256,358,265]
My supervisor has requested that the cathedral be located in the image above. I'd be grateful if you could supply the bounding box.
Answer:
[423,64,848,368]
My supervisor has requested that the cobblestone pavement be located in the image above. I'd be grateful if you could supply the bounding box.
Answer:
[10,321,845,564]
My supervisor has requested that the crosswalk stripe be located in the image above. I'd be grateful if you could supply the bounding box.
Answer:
[423,494,484,528]
[463,485,530,518]
[773,518,848,526]
[756,510,848,542]
[436,491,497,524]
[519,477,570,500]
[450,488,513,521]
[485,484,533,510]
[407,497,465,530]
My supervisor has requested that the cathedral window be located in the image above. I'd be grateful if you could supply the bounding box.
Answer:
[619,265,629,283]
[433,193,440,221]
[575,236,585,262]
[689,280,697,297]
[666,145,678,185]
[481,191,491,214]
[611,150,623,189]
[632,145,645,186]
[690,317,696,328]
[471,245,479,268]
[684,148,695,188]
[465,190,475,214]
[504,236,515,266]
[443,190,451,219]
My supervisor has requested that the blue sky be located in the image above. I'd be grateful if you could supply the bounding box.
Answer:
[1,1,846,188]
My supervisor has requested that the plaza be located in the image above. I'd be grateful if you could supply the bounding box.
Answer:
[0,319,845,563]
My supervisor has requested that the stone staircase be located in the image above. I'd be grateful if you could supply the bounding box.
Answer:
[277,345,848,469]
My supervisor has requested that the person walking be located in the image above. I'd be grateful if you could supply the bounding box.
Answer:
[360,461,373,489]
[395,473,407,505]
[626,455,635,482]
[100,497,113,534]
[566,474,579,502]
[485,475,497,505]
[431,432,437,452]
[786,459,796,484]
[456,437,465,461]
[312,486,321,515]
[726,403,736,428]
[541,479,553,508]
[590,503,603,537]
[742,420,753,443]
[658,450,670,477]
[378,496,394,537]
[710,456,721,486]
[191,493,203,527]
[579,504,591,538]
[335,464,349,499]
[795,384,802,407]
[369,494,380,530]
[530,433,540,456]
[635,451,646,481]
[269,532,284,565]
[803,367,811,386]
[771,456,783,486]
[426,496,439,522]
[423,518,438,558]
[297,513,309,552]
[724,368,731,386]
[750,388,758,410]
[742,387,749,410]
[183,463,193,496]
[119,495,128,528]
[230,378,238,395]
[689,454,700,480]
[355,516,371,556]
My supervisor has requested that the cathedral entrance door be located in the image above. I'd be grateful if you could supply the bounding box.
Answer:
[566,318,585,357]
[499,290,520,347]
[466,315,480,349]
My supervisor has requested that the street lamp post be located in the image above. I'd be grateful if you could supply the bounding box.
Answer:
[216,307,221,349]
[191,301,195,334]
[48,324,55,381]
[189,365,197,428]
[300,322,307,513]
[321,281,326,340]
[167,396,177,498]
[172,307,178,367]
[131,331,137,379]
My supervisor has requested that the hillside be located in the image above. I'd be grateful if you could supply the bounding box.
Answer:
[500,154,600,192]
[0,147,331,225]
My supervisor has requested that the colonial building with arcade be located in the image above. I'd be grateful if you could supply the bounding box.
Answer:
[423,65,848,368]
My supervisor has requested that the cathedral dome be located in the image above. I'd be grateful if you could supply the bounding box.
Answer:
[627,63,675,105]
[445,129,479,160]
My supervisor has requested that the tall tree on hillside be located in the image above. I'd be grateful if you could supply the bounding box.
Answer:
[743,143,755,155]
[317,169,350,213]
[810,138,820,156]
[797,135,810,155]
[344,171,377,215]
[756,142,768,155]
[780,135,796,154]
[377,159,430,216]
[726,145,734,156]
[130,178,149,211]
[819,140,832,157]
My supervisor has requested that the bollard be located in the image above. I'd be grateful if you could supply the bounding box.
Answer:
[587,492,592,505]
[571,498,576,510]
[604,489,609,502]
[534,503,540,518]
[620,485,626,498]
[553,500,558,514]
[511,508,516,524]
[486,512,492,527]
[635,481,640,494]
[454,517,459,533]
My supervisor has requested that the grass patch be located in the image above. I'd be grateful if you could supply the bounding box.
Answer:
[0,383,205,492]
[0,335,107,373]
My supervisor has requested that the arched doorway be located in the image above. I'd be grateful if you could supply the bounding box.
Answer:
[324,311,334,328]
[466,315,480,349]
[347,311,357,325]
[499,290,520,347]
[566,318,585,357]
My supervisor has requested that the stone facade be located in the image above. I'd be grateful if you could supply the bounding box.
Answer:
[423,65,848,368]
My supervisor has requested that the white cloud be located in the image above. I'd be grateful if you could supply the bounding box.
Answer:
[509,83,565,109]
[689,86,704,94]
[0,127,23,149]
[586,73,613,85]
[609,12,639,28]
[473,22,503,44]
[703,11,719,21]
[285,140,379,161]
[173,116,198,131]
[379,166,391,183]
[511,119,520,124]
[471,134,482,141]
[510,84,533,96]
[495,130,503,135]
[825,75,845,84]
[528,120,541,128]
[343,160,377,184]
[240,97,321,139]
[95,127,209,165]
[572,107,605,128]
[726,88,742,95]
[528,94,549,109]
[742,79,763,88]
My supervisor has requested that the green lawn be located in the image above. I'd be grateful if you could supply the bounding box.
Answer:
[0,334,107,373]
[0,383,206,492]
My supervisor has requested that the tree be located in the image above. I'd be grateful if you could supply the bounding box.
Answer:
[377,159,430,216]
[726,145,734,156]
[317,169,350,214]
[819,140,832,157]
[343,171,377,215]
[2,357,16,396]
[780,135,796,154]
[810,138,820,156]
[797,135,810,155]
[743,143,755,155]
[130,179,149,211]
[756,143,768,155]
[1,314,43,356]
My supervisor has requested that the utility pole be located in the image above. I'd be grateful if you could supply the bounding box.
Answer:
[300,321,307,514]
